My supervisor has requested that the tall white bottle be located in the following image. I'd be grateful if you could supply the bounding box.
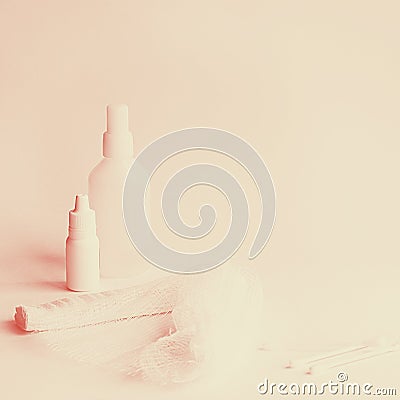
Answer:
[88,104,140,277]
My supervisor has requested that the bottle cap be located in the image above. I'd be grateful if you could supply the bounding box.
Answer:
[102,104,134,158]
[69,194,96,232]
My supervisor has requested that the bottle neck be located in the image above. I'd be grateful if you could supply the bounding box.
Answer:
[102,132,133,158]
[68,227,96,240]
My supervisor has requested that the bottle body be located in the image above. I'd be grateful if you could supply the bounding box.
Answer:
[88,157,140,277]
[66,234,100,291]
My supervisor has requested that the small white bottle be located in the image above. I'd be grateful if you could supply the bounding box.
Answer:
[66,194,99,291]
[88,104,142,277]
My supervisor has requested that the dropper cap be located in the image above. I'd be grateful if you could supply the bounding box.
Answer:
[102,104,134,158]
[69,194,96,233]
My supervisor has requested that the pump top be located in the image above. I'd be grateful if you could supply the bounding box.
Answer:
[102,104,134,158]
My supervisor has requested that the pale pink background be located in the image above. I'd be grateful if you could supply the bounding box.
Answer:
[0,1,399,399]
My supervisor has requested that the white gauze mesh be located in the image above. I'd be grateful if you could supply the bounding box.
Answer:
[14,266,263,385]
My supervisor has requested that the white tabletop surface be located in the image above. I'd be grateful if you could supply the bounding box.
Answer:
[0,249,399,400]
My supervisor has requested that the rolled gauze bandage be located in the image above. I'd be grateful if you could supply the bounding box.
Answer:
[14,276,183,332]
[12,266,263,385]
